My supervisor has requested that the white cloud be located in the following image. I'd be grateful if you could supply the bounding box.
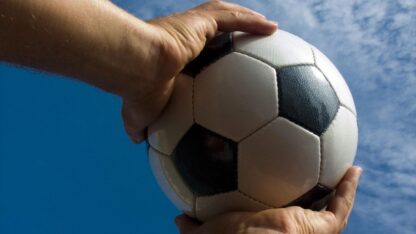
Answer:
[114,0,416,232]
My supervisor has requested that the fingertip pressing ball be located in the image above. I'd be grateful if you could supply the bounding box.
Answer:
[147,30,358,222]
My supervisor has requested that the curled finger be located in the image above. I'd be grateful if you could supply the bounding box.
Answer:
[210,10,277,35]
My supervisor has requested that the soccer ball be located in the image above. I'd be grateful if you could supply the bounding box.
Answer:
[147,30,358,221]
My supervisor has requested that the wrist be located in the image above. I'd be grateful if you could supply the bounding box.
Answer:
[114,20,161,98]
[82,1,160,98]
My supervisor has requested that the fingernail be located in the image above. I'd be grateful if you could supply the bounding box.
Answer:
[353,166,363,179]
[258,13,266,18]
[250,11,266,18]
[128,133,140,144]
[269,20,278,26]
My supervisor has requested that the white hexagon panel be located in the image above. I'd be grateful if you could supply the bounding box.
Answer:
[319,106,358,188]
[238,117,321,208]
[233,30,314,67]
[148,147,195,217]
[148,73,194,155]
[194,52,278,142]
[312,46,357,115]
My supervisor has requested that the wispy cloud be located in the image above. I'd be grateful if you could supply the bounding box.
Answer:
[251,1,416,232]
[114,0,416,232]
[262,2,416,232]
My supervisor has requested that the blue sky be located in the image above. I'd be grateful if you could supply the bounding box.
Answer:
[0,0,415,233]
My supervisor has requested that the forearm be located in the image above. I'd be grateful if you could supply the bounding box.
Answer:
[0,0,154,96]
[0,0,278,143]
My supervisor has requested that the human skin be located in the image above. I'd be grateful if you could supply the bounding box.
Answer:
[0,0,276,143]
[0,1,362,233]
[175,166,363,234]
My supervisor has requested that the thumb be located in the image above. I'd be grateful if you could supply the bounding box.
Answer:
[175,214,199,234]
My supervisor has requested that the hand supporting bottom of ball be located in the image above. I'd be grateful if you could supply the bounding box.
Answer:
[175,166,362,234]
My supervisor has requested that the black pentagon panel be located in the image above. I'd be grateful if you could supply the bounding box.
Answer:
[277,65,339,135]
[172,124,238,196]
[182,32,233,77]
[284,184,333,211]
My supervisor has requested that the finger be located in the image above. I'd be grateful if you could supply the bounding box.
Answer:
[327,166,363,225]
[195,1,265,18]
[210,11,277,35]
[121,101,147,143]
[174,214,200,234]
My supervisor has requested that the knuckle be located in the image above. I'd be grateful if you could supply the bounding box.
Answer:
[211,0,224,6]
[198,12,217,29]
[322,211,337,223]
[200,0,223,9]
[185,9,199,17]
[341,197,353,210]
[289,206,304,214]
[321,212,343,234]
[230,11,242,18]
[267,211,295,233]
